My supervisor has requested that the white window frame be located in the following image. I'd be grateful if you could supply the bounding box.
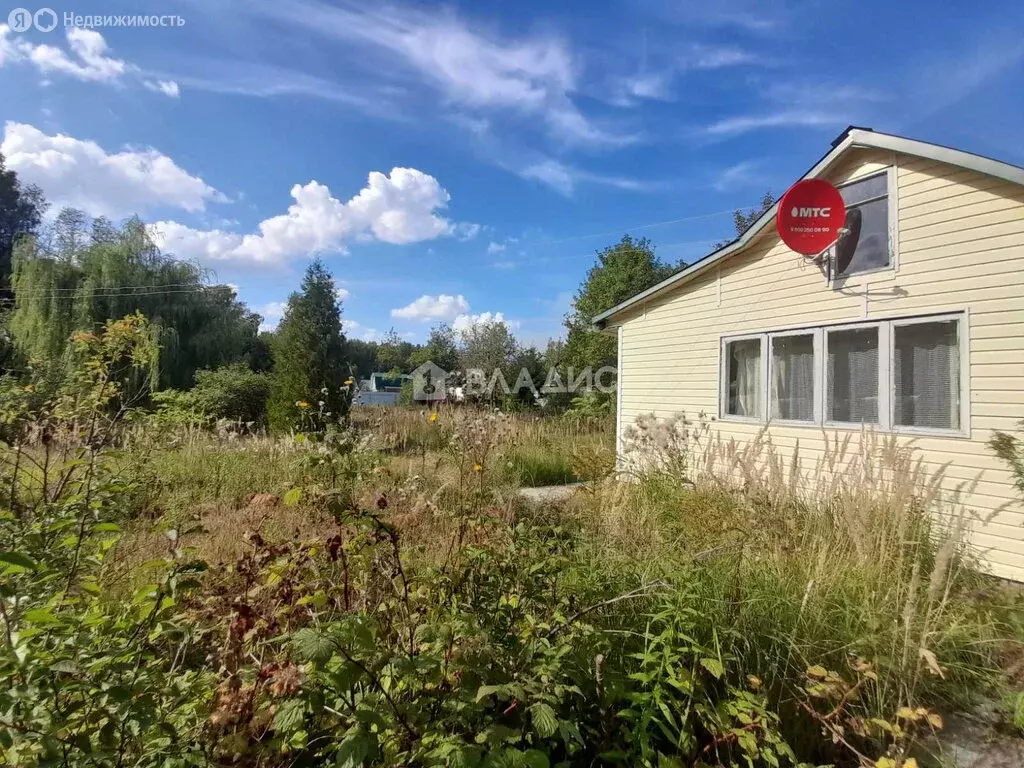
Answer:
[888,312,970,438]
[768,328,822,426]
[823,320,890,430]
[719,333,768,423]
[831,166,899,285]
[718,312,969,437]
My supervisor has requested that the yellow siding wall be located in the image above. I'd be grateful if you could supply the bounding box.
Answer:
[616,148,1024,581]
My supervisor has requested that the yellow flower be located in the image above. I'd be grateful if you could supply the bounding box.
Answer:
[23,385,34,392]
[344,379,354,385]
[429,412,438,423]
[298,401,310,408]
[472,464,482,472]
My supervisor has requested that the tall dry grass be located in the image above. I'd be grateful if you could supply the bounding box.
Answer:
[582,412,1009,735]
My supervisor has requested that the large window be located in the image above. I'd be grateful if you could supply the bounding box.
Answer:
[893,319,961,431]
[720,314,967,434]
[724,337,762,418]
[771,333,815,421]
[826,327,879,424]
[836,171,891,278]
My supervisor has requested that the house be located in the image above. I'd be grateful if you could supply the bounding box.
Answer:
[594,127,1024,581]
[353,372,410,406]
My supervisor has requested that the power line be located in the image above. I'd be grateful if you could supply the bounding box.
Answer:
[2,282,216,296]
[4,241,722,300]
[0,287,215,301]
[533,209,737,247]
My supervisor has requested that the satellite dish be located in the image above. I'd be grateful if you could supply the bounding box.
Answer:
[835,206,862,276]
[777,179,846,255]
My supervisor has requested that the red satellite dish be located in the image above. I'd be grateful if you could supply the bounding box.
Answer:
[777,179,846,255]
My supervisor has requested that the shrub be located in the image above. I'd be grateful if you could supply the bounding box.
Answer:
[190,363,271,426]
[0,314,212,767]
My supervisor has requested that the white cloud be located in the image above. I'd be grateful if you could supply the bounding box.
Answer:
[153,167,460,265]
[246,2,633,146]
[491,260,517,270]
[9,26,126,82]
[342,319,381,341]
[712,160,764,192]
[258,301,288,332]
[335,287,350,301]
[1,121,226,218]
[453,311,512,332]
[453,221,481,241]
[608,45,758,107]
[391,293,470,321]
[486,241,506,254]
[0,25,178,96]
[705,111,841,137]
[519,160,574,195]
[689,44,759,69]
[143,79,181,98]
[519,158,648,196]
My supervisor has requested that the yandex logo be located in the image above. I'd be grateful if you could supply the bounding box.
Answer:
[777,179,846,255]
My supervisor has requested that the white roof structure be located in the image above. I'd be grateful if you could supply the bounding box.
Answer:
[593,127,1024,327]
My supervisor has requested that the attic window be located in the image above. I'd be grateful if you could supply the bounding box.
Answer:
[835,171,891,278]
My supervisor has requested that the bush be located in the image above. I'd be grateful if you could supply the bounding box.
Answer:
[190,363,271,426]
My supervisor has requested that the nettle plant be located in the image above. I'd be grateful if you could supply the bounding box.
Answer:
[0,314,213,767]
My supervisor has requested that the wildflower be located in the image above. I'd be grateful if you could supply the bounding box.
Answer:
[23,385,34,392]
[344,379,353,385]
[297,401,310,408]
[429,412,438,423]
[473,463,482,472]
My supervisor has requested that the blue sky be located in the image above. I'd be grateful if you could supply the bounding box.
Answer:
[2,0,1023,345]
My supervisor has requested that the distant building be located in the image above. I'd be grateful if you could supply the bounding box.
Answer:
[353,372,410,406]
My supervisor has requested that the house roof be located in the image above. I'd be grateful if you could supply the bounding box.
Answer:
[592,127,1024,328]
[371,372,410,390]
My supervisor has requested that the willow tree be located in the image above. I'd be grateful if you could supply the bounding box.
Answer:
[10,210,260,388]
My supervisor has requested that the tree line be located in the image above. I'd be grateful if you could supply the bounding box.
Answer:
[0,150,765,429]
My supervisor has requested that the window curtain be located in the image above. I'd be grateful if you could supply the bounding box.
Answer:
[728,339,761,417]
[827,328,879,423]
[772,335,814,420]
[894,321,959,429]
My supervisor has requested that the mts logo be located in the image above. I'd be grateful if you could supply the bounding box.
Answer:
[790,206,832,218]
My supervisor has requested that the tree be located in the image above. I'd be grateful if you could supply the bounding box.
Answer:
[714,191,775,248]
[506,344,546,408]
[563,235,679,371]
[375,328,416,374]
[267,260,348,431]
[10,211,260,388]
[458,319,518,404]
[409,322,459,373]
[0,152,47,288]
[345,338,379,380]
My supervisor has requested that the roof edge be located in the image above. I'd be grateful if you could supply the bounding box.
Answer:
[592,129,1024,327]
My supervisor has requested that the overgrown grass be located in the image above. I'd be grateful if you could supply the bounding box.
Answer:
[6,392,1022,767]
